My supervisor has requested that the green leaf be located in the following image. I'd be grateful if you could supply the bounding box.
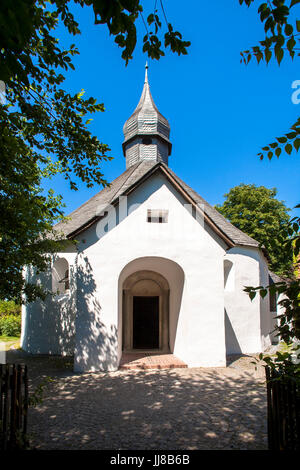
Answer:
[293,139,300,151]
[249,291,256,301]
[287,37,296,56]
[264,48,272,63]
[286,131,297,139]
[285,143,293,154]
[147,13,154,25]
[275,44,284,65]
[260,289,267,298]
[284,24,293,36]
[277,136,288,144]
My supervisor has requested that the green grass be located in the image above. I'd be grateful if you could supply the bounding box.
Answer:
[0,336,21,351]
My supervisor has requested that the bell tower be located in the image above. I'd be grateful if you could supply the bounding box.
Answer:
[122,64,172,168]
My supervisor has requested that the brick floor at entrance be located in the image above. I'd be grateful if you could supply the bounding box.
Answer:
[119,353,188,370]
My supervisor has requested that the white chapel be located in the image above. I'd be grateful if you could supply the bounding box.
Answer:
[21,67,276,371]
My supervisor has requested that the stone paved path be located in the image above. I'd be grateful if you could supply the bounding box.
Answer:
[5,349,268,450]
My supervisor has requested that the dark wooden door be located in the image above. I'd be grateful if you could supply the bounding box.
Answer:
[133,296,159,349]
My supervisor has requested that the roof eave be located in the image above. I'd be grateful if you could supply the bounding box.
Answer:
[64,163,260,252]
[122,133,172,157]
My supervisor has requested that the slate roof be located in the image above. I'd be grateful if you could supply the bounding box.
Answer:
[165,165,259,248]
[269,271,284,284]
[53,160,260,250]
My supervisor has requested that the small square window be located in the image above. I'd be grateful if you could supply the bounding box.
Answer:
[147,210,168,223]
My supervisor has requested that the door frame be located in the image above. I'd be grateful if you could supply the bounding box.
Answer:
[122,270,170,352]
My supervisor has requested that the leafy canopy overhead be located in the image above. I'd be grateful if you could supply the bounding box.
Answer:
[239,0,300,66]
[0,0,190,302]
[216,184,292,275]
[238,2,300,373]
[239,0,300,160]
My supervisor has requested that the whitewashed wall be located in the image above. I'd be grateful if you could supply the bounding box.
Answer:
[73,172,227,371]
[22,172,271,371]
[21,248,77,356]
[224,247,271,354]
[259,252,273,350]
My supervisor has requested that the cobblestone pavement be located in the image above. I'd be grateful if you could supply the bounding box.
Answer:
[6,349,268,450]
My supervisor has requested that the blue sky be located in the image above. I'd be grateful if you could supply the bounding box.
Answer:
[46,0,300,217]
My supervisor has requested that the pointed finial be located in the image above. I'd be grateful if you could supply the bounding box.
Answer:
[145,61,148,83]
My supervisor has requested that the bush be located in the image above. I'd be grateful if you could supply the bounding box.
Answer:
[0,300,21,317]
[0,315,21,337]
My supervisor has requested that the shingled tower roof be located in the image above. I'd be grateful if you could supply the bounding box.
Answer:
[122,64,172,167]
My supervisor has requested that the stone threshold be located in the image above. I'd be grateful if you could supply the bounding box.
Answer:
[119,352,188,370]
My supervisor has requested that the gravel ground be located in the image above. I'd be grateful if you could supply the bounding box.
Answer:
[5,349,268,450]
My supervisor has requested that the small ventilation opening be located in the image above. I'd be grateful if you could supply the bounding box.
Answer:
[147,209,168,223]
[142,137,152,145]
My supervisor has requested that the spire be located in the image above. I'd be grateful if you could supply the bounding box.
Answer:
[145,61,148,84]
[122,65,172,168]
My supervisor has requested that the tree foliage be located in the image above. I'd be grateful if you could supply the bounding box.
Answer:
[239,0,300,161]
[239,1,300,375]
[90,0,190,62]
[0,300,21,317]
[216,184,292,275]
[0,0,189,303]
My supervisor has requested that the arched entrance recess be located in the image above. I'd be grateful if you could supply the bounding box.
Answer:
[122,270,170,352]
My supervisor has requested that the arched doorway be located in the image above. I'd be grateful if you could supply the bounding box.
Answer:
[122,270,170,352]
[52,257,69,295]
